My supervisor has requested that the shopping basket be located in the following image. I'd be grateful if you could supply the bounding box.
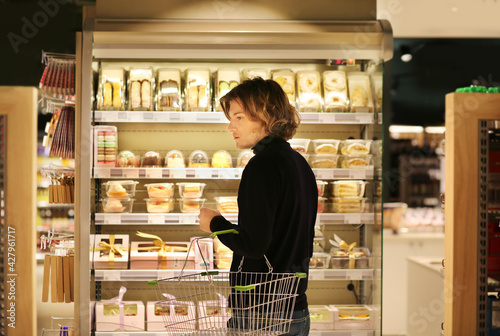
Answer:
[148,229,306,335]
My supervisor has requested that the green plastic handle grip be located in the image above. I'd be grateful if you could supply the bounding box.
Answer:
[210,229,239,238]
[296,272,307,279]
[234,284,255,291]
[148,280,158,286]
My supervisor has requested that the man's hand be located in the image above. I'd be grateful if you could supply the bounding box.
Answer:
[198,207,222,233]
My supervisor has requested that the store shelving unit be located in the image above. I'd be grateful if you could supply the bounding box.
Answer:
[75,3,391,335]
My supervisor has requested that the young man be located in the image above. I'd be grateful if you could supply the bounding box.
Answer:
[198,77,318,336]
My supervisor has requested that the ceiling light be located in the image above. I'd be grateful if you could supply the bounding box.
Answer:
[400,46,412,62]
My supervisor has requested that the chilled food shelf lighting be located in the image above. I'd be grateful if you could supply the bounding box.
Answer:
[389,125,424,134]
[424,126,446,134]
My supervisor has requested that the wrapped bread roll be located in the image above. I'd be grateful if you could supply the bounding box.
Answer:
[271,69,296,106]
[323,71,348,112]
[186,68,211,111]
[297,70,322,112]
[97,66,125,110]
[128,67,154,111]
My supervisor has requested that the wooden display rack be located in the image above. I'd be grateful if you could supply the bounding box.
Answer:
[445,92,500,335]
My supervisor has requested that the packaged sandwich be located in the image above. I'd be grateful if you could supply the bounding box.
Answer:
[128,67,154,111]
[97,66,126,111]
[323,70,348,112]
[271,69,296,106]
[185,68,211,111]
[215,68,240,111]
[156,68,182,111]
[347,72,374,112]
[297,70,322,112]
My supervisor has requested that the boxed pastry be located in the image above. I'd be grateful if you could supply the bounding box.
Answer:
[329,304,374,330]
[116,150,140,168]
[309,252,330,269]
[331,180,367,197]
[311,139,341,155]
[146,298,196,331]
[129,240,193,269]
[322,70,348,112]
[288,138,310,154]
[156,68,182,111]
[144,198,174,213]
[165,150,186,168]
[215,68,240,111]
[101,197,135,213]
[340,139,372,155]
[95,287,145,331]
[242,68,268,80]
[339,155,372,169]
[128,67,154,111]
[237,150,254,168]
[309,305,335,330]
[188,150,210,168]
[271,69,296,106]
[94,126,118,167]
[296,70,322,112]
[190,237,214,269]
[102,180,139,198]
[198,293,231,330]
[177,182,206,199]
[332,197,367,213]
[141,151,163,168]
[308,154,340,169]
[178,198,206,213]
[212,150,233,168]
[144,183,175,198]
[316,180,328,197]
[214,196,238,213]
[347,72,374,112]
[185,68,211,111]
[91,234,129,270]
[330,247,371,269]
[96,66,126,111]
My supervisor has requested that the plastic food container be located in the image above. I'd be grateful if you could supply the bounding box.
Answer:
[317,197,327,213]
[288,138,310,154]
[308,154,340,168]
[102,180,139,198]
[101,197,134,213]
[309,252,330,269]
[316,180,328,197]
[141,151,162,167]
[339,155,372,168]
[331,180,366,197]
[145,198,174,213]
[340,139,373,155]
[188,150,210,168]
[214,196,238,213]
[212,150,232,168]
[330,247,371,269]
[296,70,322,112]
[313,237,326,252]
[116,150,140,168]
[237,150,254,168]
[330,305,374,330]
[371,139,382,155]
[156,68,182,111]
[312,139,341,154]
[165,150,185,168]
[178,198,206,213]
[128,67,154,111]
[144,183,175,198]
[177,182,206,198]
[332,197,367,213]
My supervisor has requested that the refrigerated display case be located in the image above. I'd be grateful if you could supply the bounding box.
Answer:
[75,3,392,335]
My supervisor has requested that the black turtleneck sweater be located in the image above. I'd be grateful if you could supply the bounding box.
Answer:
[210,136,318,311]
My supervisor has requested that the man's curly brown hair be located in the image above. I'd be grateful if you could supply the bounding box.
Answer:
[220,77,300,140]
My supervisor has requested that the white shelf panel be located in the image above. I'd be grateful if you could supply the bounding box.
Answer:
[94,268,374,282]
[95,331,374,336]
[95,213,238,225]
[94,168,244,179]
[94,111,375,125]
[95,213,372,225]
[94,167,373,180]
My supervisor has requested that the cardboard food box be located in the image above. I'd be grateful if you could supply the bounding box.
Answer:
[129,241,194,270]
[309,305,335,330]
[330,304,374,330]
[146,299,196,331]
[92,234,129,269]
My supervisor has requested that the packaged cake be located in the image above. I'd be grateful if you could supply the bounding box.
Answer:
[97,66,125,111]
[102,180,139,198]
[214,196,238,213]
[141,151,162,167]
[296,70,322,112]
[177,182,206,198]
[144,183,175,198]
[331,196,367,213]
[128,67,154,111]
[322,70,348,112]
[101,197,134,213]
[165,150,185,168]
[116,150,140,168]
[271,69,296,106]
[185,68,211,111]
[156,68,182,111]
[339,155,372,168]
[212,150,232,168]
[144,198,174,213]
[178,198,206,213]
[347,72,374,112]
[330,247,370,269]
[308,154,340,169]
[309,252,330,269]
[331,180,366,197]
[242,68,269,80]
[311,139,341,155]
[340,139,373,155]
[188,150,210,168]
[237,150,254,168]
[215,68,240,111]
[94,126,118,167]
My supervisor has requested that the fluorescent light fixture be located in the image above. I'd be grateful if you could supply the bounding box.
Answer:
[389,125,424,134]
[424,126,446,134]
